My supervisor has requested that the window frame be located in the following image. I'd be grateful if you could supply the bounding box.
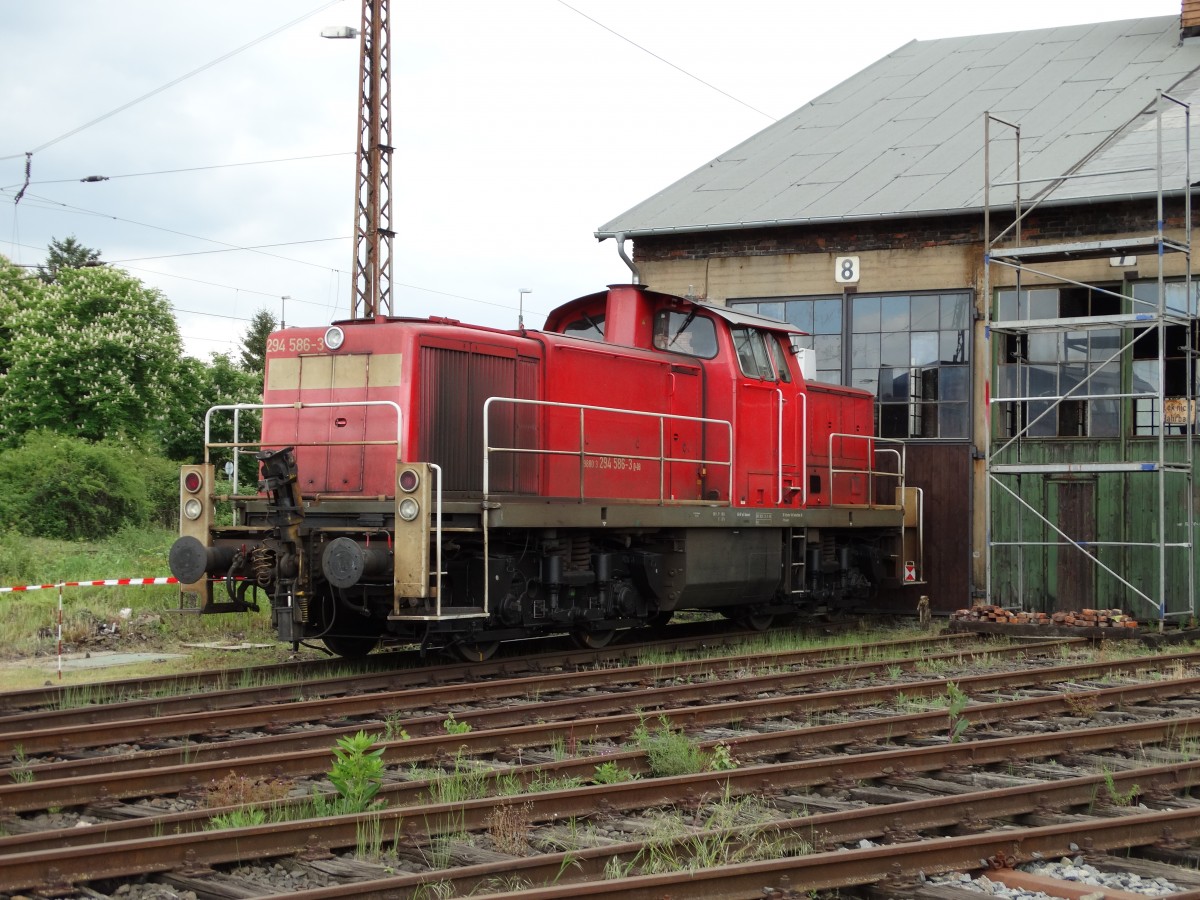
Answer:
[729,290,973,441]
[994,281,1198,439]
[652,309,719,359]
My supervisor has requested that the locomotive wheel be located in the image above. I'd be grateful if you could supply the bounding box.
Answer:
[321,610,381,658]
[571,629,616,649]
[322,631,380,658]
[455,640,500,663]
[739,613,774,632]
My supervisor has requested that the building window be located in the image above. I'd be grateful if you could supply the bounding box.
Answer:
[1130,281,1198,436]
[730,291,972,440]
[995,286,1122,438]
[995,282,1198,438]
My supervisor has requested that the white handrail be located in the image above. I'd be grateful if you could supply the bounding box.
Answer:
[778,391,808,506]
[776,388,784,505]
[481,397,734,504]
[202,401,404,494]
[429,462,443,614]
[824,432,906,507]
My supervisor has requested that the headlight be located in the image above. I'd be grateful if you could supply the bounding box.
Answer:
[324,326,345,350]
[183,471,204,493]
[398,497,420,522]
[183,498,204,520]
[398,468,420,493]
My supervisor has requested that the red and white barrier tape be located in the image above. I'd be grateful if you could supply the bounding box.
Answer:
[0,577,179,594]
[0,577,183,681]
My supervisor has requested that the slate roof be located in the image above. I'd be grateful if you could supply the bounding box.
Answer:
[597,16,1200,238]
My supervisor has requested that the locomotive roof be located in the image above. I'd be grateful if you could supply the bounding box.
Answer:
[547,285,805,335]
[702,299,804,334]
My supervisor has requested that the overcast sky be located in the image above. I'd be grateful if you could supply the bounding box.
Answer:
[0,0,1185,358]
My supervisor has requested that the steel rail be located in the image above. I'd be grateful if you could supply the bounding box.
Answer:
[0,635,1055,759]
[0,620,800,718]
[0,631,978,742]
[154,758,1200,900]
[2,713,1199,893]
[2,651,1199,815]
[1,638,1077,792]
[0,640,1186,800]
[5,666,1200,856]
[7,635,1182,787]
[435,807,1200,900]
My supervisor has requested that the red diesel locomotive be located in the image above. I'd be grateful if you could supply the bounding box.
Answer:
[169,284,924,659]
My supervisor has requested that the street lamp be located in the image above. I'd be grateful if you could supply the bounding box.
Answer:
[320,25,359,39]
[518,289,531,331]
[281,295,291,329]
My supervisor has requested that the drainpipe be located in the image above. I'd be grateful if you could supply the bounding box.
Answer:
[615,232,641,284]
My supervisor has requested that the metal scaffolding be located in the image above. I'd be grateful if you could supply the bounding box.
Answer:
[982,93,1196,624]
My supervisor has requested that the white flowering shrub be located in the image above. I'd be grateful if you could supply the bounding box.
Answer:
[0,264,183,447]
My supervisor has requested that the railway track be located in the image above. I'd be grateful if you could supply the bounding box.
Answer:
[2,629,1200,898]
[0,618,771,717]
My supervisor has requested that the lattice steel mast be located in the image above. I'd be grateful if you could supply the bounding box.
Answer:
[350,0,392,319]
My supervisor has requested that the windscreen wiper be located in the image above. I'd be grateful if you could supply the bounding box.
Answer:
[669,309,697,347]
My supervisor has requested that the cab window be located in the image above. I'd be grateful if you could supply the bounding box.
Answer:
[731,326,776,380]
[652,310,718,358]
[767,333,793,382]
[564,312,605,341]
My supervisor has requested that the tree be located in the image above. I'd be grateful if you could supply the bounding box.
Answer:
[0,265,185,448]
[0,254,42,378]
[37,235,102,284]
[239,308,278,380]
[161,352,262,463]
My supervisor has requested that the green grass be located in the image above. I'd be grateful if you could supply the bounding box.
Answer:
[1098,767,1140,808]
[632,717,708,777]
[524,772,585,794]
[424,753,493,805]
[0,526,290,690]
[625,792,800,875]
[0,526,172,586]
[593,760,638,785]
[634,623,957,672]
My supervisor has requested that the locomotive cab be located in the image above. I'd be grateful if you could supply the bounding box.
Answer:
[169,285,924,660]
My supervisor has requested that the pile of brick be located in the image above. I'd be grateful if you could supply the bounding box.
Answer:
[952,605,1048,625]
[952,605,1139,628]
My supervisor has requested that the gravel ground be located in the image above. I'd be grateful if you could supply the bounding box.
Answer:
[930,856,1180,898]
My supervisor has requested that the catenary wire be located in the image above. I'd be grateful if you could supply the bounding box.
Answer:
[0,151,352,191]
[174,305,255,322]
[555,0,777,122]
[183,334,240,348]
[0,188,351,274]
[120,264,330,307]
[106,237,348,264]
[1,241,549,319]
[0,0,345,161]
